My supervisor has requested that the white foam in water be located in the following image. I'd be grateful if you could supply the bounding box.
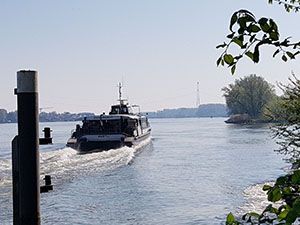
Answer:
[240,186,300,225]
[0,137,151,194]
[39,136,152,184]
[238,182,282,215]
[0,159,12,186]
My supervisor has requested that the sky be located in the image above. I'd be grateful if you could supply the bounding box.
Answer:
[1,1,300,113]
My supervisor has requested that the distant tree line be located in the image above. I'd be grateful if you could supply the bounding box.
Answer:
[146,104,228,118]
[0,109,95,123]
[0,104,228,123]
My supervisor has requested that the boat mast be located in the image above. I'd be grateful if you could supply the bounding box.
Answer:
[118,82,123,105]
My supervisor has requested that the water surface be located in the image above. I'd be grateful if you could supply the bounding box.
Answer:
[0,118,285,224]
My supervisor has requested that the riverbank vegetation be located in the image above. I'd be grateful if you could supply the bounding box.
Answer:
[219,1,300,224]
[0,110,95,123]
[222,74,276,123]
[0,104,228,123]
[226,75,300,224]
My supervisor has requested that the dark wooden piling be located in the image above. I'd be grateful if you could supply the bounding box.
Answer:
[12,136,19,224]
[40,175,53,193]
[13,70,40,225]
[39,127,53,145]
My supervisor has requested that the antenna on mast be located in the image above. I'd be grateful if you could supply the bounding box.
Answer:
[118,82,122,100]
[117,82,127,105]
[196,82,200,108]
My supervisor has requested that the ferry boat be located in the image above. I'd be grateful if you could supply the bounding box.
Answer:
[66,83,151,153]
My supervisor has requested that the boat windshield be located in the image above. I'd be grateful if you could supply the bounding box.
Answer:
[110,105,128,114]
[75,116,138,136]
[79,119,121,135]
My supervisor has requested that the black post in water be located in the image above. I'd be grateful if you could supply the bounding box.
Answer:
[12,136,19,225]
[14,70,40,225]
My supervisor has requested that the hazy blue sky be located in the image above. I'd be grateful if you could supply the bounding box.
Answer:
[1,1,300,113]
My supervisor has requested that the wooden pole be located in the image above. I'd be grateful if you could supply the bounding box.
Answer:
[13,70,40,225]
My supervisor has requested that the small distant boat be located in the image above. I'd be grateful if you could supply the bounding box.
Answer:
[66,83,151,153]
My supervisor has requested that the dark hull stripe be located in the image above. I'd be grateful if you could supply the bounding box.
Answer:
[69,132,151,153]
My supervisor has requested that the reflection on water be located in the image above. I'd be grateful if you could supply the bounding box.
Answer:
[0,118,285,225]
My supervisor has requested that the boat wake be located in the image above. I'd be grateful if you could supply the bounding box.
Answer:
[40,136,152,185]
[0,136,152,190]
[237,182,280,215]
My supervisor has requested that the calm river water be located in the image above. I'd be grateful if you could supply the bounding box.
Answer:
[0,118,286,225]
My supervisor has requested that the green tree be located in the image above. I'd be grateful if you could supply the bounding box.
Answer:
[225,75,300,225]
[0,109,7,123]
[219,1,300,224]
[262,95,286,122]
[222,74,276,118]
[272,75,300,161]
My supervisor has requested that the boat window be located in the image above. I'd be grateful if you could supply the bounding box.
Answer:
[141,118,149,129]
[122,119,137,136]
[102,119,121,134]
[80,119,123,135]
[121,106,128,114]
[110,107,120,114]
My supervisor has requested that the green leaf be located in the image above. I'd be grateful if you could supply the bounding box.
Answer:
[238,17,247,29]
[291,170,300,184]
[258,17,268,25]
[231,65,236,75]
[224,54,234,65]
[283,187,292,195]
[276,176,288,185]
[258,18,270,32]
[232,37,243,47]
[260,23,271,33]
[286,209,298,224]
[238,9,256,21]
[287,51,295,59]
[282,55,288,62]
[217,57,222,66]
[269,19,278,32]
[247,212,260,218]
[268,186,282,202]
[238,27,245,35]
[230,13,238,32]
[263,184,272,191]
[273,49,280,57]
[253,46,260,63]
[226,212,236,224]
[278,209,289,221]
[250,24,261,33]
[245,14,256,23]
[293,199,300,212]
[245,51,254,60]
[270,32,279,41]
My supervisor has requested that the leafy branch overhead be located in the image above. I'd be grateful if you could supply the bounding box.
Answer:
[216,9,300,74]
[269,0,300,12]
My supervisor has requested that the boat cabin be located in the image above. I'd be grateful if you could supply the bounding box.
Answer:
[109,103,133,115]
[73,114,150,138]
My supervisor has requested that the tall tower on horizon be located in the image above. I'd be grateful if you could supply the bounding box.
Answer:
[196,82,200,108]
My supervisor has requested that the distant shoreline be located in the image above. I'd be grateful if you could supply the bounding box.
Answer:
[0,103,228,124]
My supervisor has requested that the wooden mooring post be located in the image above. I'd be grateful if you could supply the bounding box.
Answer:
[12,70,40,225]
